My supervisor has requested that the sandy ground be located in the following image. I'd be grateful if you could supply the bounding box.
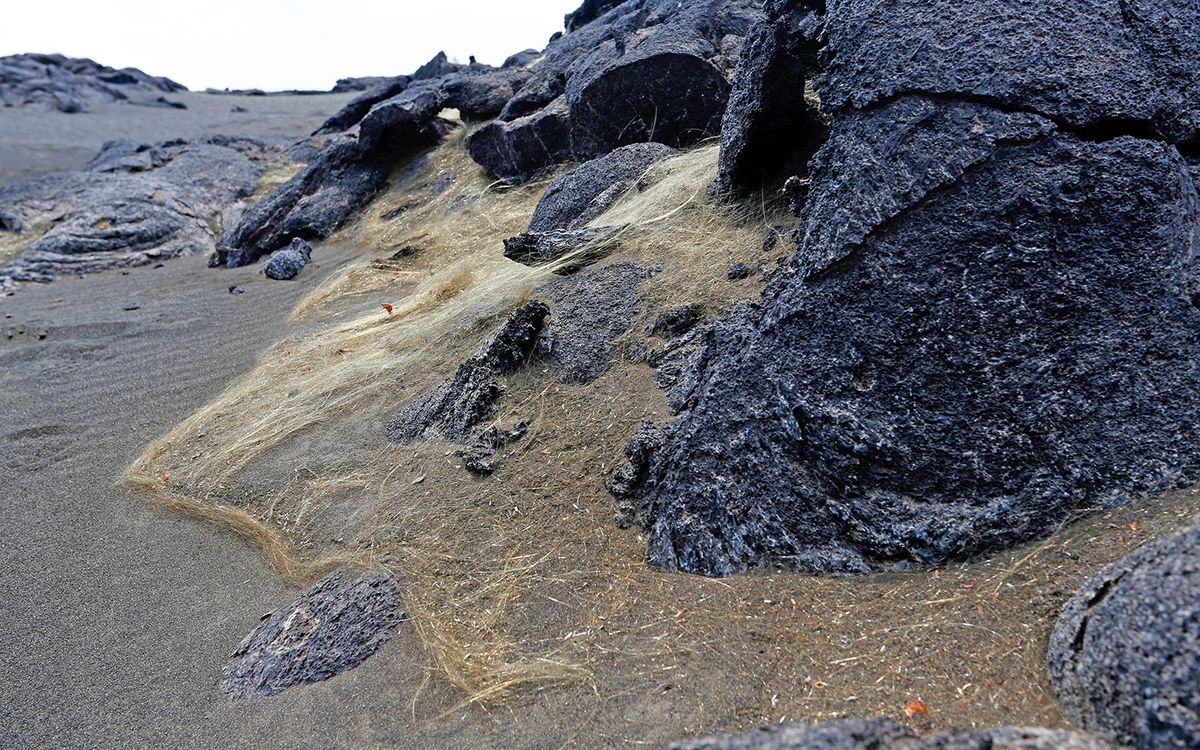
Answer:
[0,91,355,186]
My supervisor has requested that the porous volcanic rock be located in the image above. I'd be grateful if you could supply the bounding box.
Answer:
[216,90,455,267]
[220,571,405,699]
[1048,520,1200,750]
[467,97,573,183]
[818,0,1200,144]
[615,91,1200,576]
[666,717,1114,750]
[0,137,276,285]
[263,237,313,280]
[714,0,824,195]
[0,53,185,112]
[612,0,1200,576]
[313,76,411,135]
[503,226,621,270]
[540,262,649,383]
[386,301,550,443]
[528,143,675,232]
[467,0,763,182]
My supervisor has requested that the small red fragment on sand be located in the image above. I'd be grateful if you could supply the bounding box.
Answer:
[381,303,393,314]
[1130,522,1140,531]
[903,699,928,718]
[162,472,170,484]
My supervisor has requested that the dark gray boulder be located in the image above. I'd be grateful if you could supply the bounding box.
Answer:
[220,571,405,699]
[441,67,532,121]
[313,76,411,136]
[386,301,550,443]
[714,1,825,195]
[503,226,621,270]
[216,91,455,268]
[615,92,1200,576]
[666,717,1114,750]
[1048,520,1200,750]
[331,75,394,93]
[818,0,1200,144]
[529,143,676,232]
[566,42,730,159]
[564,0,622,32]
[466,97,573,184]
[1,137,274,285]
[0,53,185,112]
[411,51,462,81]
[264,238,313,280]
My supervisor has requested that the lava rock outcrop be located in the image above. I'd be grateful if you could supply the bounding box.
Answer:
[614,0,1200,576]
[0,53,186,112]
[220,570,405,699]
[1048,520,1200,750]
[0,137,278,285]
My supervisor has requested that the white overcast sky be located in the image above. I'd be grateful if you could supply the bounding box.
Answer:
[2,0,579,91]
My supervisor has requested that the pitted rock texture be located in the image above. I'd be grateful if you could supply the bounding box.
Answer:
[529,143,676,232]
[264,238,313,280]
[1048,521,1200,750]
[818,0,1200,144]
[220,571,405,699]
[387,301,550,444]
[465,0,762,183]
[541,262,649,383]
[666,718,1114,750]
[503,226,622,270]
[216,92,455,268]
[714,1,825,195]
[0,53,185,112]
[0,137,276,285]
[617,91,1200,576]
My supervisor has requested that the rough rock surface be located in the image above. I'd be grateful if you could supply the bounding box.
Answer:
[466,0,763,183]
[0,137,275,285]
[613,0,1200,576]
[263,238,313,280]
[666,717,1114,750]
[216,91,455,267]
[1048,520,1200,750]
[387,301,550,443]
[466,97,573,184]
[541,262,648,383]
[313,76,411,135]
[0,53,185,112]
[529,143,675,232]
[714,1,824,195]
[503,226,621,270]
[819,0,1200,145]
[220,571,405,699]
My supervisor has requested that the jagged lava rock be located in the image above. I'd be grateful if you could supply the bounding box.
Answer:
[0,53,185,112]
[313,76,411,135]
[1048,520,1200,750]
[264,238,313,280]
[818,0,1199,143]
[220,571,405,699]
[503,226,621,270]
[540,262,649,383]
[714,0,824,195]
[467,97,573,183]
[618,92,1200,576]
[386,301,550,443]
[528,143,675,232]
[667,718,1114,749]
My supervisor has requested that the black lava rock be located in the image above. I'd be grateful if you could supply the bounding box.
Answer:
[714,1,825,195]
[0,53,185,112]
[386,301,550,443]
[503,226,621,270]
[466,97,573,184]
[666,717,1114,750]
[615,92,1200,576]
[220,571,405,699]
[263,238,313,280]
[314,76,411,136]
[529,143,676,232]
[1048,520,1200,750]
